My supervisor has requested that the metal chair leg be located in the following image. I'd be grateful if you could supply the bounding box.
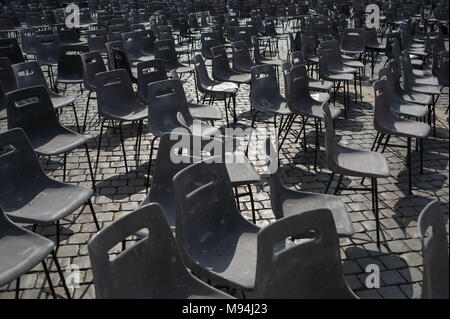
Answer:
[146,136,158,192]
[41,259,57,299]
[87,199,100,231]
[51,250,72,299]
[84,144,96,192]
[94,119,105,177]
[118,121,128,173]
[324,172,335,194]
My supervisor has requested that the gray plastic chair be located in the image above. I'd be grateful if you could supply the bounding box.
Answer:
[193,54,238,125]
[173,160,260,293]
[0,127,99,247]
[250,64,291,130]
[322,102,390,247]
[418,200,449,299]
[265,137,354,237]
[94,69,147,174]
[55,44,89,93]
[0,206,70,299]
[231,40,257,74]
[88,203,232,299]
[252,36,285,67]
[291,51,333,92]
[372,78,430,194]
[121,31,154,63]
[211,45,251,85]
[253,209,358,298]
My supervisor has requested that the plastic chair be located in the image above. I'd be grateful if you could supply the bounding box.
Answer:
[57,28,86,46]
[211,45,251,85]
[0,38,24,64]
[201,32,222,60]
[265,137,354,237]
[87,30,108,55]
[193,54,238,125]
[283,64,337,170]
[105,40,124,70]
[253,209,358,298]
[173,160,260,293]
[0,127,99,247]
[322,102,390,247]
[139,30,156,56]
[231,40,257,74]
[35,34,60,89]
[111,47,138,83]
[121,31,154,62]
[55,44,89,94]
[364,28,386,78]
[252,36,285,67]
[11,61,80,132]
[250,64,291,135]
[418,200,449,299]
[20,28,38,58]
[0,205,70,299]
[136,59,167,103]
[80,51,108,132]
[372,78,430,194]
[94,69,147,174]
[88,203,232,299]
[154,39,194,75]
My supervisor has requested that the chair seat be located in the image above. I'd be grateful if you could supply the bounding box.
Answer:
[188,103,223,121]
[56,74,84,83]
[130,55,155,63]
[186,229,259,290]
[342,60,364,69]
[279,188,354,237]
[176,65,195,74]
[409,83,441,95]
[254,98,292,116]
[390,100,429,118]
[398,92,432,105]
[106,104,148,122]
[6,181,93,225]
[333,144,390,179]
[32,128,88,155]
[226,158,261,186]
[214,72,251,84]
[201,81,239,94]
[407,49,428,57]
[293,101,341,120]
[326,72,354,81]
[329,65,358,74]
[234,63,258,74]
[412,76,440,87]
[0,228,54,286]
[308,78,333,91]
[366,44,386,51]
[257,58,286,66]
[306,55,319,64]
[377,117,431,139]
[49,92,76,109]
[0,107,6,120]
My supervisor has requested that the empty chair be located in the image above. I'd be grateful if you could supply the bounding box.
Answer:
[283,63,336,170]
[265,137,354,237]
[12,61,80,132]
[55,45,90,93]
[252,209,358,298]
[0,204,70,299]
[322,102,390,247]
[173,160,260,294]
[291,51,333,93]
[80,51,108,132]
[418,200,449,299]
[0,127,99,247]
[0,38,24,64]
[35,34,60,88]
[105,41,124,70]
[193,54,238,125]
[94,69,147,174]
[252,36,285,67]
[154,39,194,75]
[364,28,386,78]
[372,79,430,194]
[111,47,138,83]
[231,40,257,74]
[57,28,86,46]
[21,28,38,58]
[250,64,291,133]
[137,59,168,103]
[201,32,222,60]
[211,45,251,85]
[139,30,156,56]
[88,203,232,299]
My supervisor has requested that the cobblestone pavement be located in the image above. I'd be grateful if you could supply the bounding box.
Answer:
[0,35,448,299]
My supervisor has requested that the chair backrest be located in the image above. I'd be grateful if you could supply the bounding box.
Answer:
[88,203,196,299]
[57,45,89,80]
[121,31,142,58]
[254,209,357,298]
[340,28,365,53]
[139,29,156,55]
[57,28,81,44]
[0,128,49,213]
[201,32,221,59]
[0,38,24,64]
[364,28,379,47]
[231,40,253,71]
[105,41,124,70]
[290,50,305,67]
[35,34,60,65]
[418,200,449,299]
[80,51,108,92]
[111,47,135,81]
[5,85,60,136]
[146,79,193,134]
[87,30,108,54]
[192,54,217,93]
[21,28,38,54]
[321,102,339,172]
[250,64,282,111]
[12,61,50,93]
[211,45,232,78]
[265,137,283,219]
[95,69,139,119]
[0,57,17,93]
[289,64,313,113]
[373,78,394,131]
[137,59,168,102]
[154,39,179,71]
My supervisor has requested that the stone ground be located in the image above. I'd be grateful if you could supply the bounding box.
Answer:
[0,30,448,299]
